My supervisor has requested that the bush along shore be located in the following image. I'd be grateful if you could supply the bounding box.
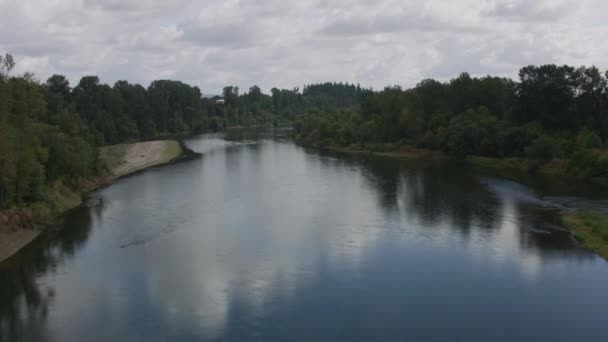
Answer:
[563,210,608,259]
[296,140,608,185]
[0,140,200,263]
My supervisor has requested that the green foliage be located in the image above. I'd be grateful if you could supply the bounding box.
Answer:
[567,149,608,179]
[213,82,369,128]
[443,107,502,157]
[0,53,15,79]
[295,108,361,147]
[294,64,608,183]
[302,82,371,109]
[525,136,560,161]
[0,61,212,209]
[576,129,603,149]
[496,124,540,157]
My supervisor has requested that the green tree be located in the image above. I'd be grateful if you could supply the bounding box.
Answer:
[525,136,560,161]
[0,53,15,79]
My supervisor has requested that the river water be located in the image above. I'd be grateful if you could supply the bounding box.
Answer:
[1,129,608,341]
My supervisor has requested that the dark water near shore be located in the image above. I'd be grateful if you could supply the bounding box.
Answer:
[2,129,608,341]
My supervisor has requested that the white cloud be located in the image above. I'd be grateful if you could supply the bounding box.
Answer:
[0,0,607,93]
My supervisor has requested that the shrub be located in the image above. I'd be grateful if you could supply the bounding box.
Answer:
[576,129,603,149]
[525,135,559,161]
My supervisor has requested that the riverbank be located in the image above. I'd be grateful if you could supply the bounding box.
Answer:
[0,209,40,264]
[317,144,445,160]
[0,140,197,263]
[99,140,184,179]
[563,211,608,259]
[304,142,606,184]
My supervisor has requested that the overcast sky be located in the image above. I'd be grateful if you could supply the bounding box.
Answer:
[1,0,607,94]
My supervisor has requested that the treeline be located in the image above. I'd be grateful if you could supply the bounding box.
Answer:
[0,66,208,209]
[295,65,608,180]
[215,82,371,127]
[0,52,368,209]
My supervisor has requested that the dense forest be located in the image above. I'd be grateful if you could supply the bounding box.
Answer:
[0,55,213,210]
[0,53,368,210]
[295,65,608,181]
[217,82,371,127]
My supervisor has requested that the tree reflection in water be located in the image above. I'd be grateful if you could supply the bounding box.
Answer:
[0,205,94,342]
[317,149,594,263]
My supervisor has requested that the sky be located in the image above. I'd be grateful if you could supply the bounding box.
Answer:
[1,0,607,94]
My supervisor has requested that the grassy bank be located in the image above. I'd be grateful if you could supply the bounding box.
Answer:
[302,141,608,185]
[0,140,192,263]
[314,142,519,165]
[563,211,608,259]
[466,156,573,177]
[314,143,445,160]
[0,178,91,262]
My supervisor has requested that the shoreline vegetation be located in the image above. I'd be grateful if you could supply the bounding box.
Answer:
[0,139,198,263]
[303,141,600,183]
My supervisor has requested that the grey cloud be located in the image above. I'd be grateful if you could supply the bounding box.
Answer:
[83,0,194,13]
[483,0,575,22]
[427,37,511,79]
[178,18,256,48]
[494,37,559,66]
[321,13,483,36]
[236,0,310,16]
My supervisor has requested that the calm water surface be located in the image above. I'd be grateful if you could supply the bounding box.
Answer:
[2,129,608,341]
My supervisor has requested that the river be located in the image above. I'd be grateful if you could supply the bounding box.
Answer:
[1,129,608,341]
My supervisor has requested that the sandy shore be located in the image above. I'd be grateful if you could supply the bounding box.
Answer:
[101,140,183,178]
[0,140,185,264]
[0,228,38,263]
